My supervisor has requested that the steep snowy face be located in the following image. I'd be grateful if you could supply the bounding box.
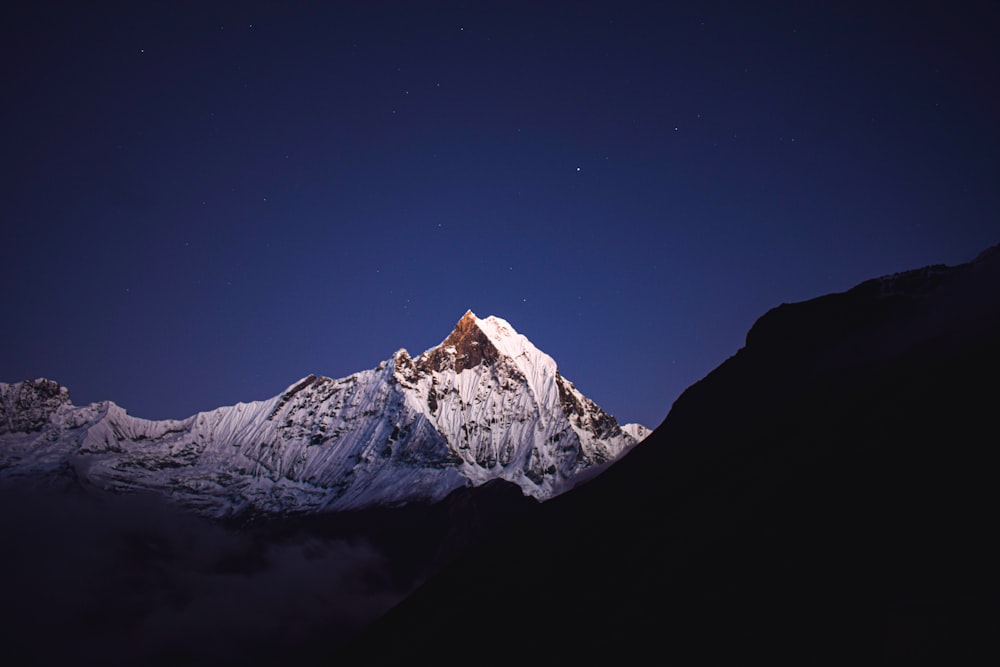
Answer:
[392,310,645,498]
[0,312,648,517]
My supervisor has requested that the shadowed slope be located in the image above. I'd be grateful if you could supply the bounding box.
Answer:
[330,244,1000,664]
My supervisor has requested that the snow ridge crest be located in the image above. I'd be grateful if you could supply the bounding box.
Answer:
[0,312,649,518]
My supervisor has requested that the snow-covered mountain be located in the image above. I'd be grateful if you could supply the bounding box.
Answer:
[0,311,649,518]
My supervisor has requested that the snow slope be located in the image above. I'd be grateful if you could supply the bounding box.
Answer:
[0,312,648,517]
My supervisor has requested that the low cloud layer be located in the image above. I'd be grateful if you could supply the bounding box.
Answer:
[0,486,404,666]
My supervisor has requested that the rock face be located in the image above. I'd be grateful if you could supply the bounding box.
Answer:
[0,378,70,434]
[0,311,648,518]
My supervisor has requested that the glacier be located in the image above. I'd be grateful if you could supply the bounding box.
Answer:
[0,311,649,518]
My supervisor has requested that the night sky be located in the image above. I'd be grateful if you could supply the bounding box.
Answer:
[2,1,997,429]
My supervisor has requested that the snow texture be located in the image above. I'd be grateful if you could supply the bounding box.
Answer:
[0,312,648,517]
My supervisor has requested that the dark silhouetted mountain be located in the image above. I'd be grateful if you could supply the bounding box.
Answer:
[330,244,1000,665]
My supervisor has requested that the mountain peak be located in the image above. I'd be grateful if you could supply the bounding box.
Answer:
[454,308,481,337]
[416,310,500,374]
[413,310,550,378]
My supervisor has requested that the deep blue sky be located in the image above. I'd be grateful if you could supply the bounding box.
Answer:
[2,1,997,428]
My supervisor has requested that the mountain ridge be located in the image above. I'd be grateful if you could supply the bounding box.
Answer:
[0,311,649,518]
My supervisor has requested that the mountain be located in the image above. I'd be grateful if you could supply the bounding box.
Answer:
[0,310,648,518]
[332,245,1000,665]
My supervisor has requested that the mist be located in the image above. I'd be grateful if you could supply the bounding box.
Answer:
[0,486,404,666]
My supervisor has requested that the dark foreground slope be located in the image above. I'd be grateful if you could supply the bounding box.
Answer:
[331,245,1000,665]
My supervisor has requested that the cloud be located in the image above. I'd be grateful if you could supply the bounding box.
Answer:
[0,486,403,666]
